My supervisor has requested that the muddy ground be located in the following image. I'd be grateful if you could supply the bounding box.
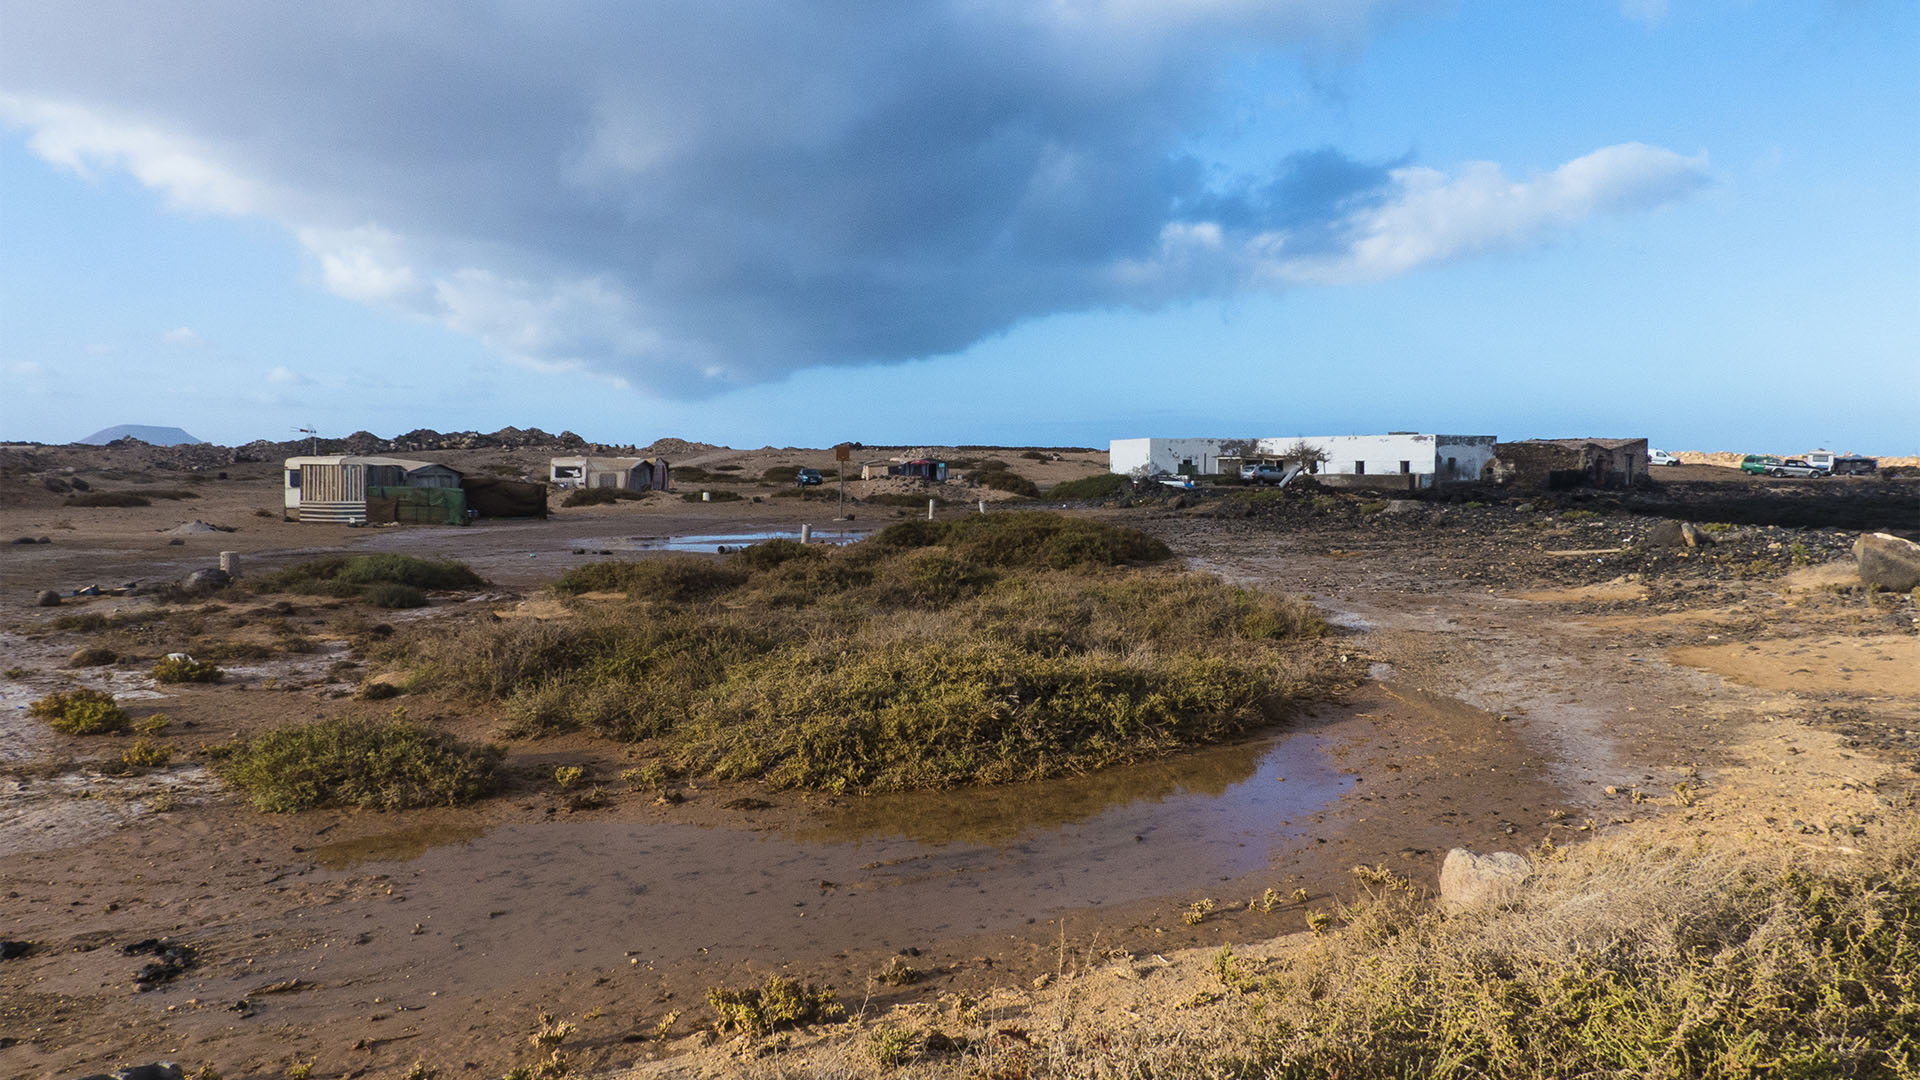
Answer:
[1,452,1916,1079]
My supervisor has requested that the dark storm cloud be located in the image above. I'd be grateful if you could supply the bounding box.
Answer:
[0,1,1706,390]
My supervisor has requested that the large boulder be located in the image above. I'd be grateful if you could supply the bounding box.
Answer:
[1855,533,1920,592]
[1439,848,1532,911]
[1645,520,1706,548]
[182,567,231,593]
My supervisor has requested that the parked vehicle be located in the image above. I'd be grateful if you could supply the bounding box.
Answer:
[1648,449,1680,466]
[795,468,824,486]
[1739,455,1782,475]
[1767,458,1824,478]
[1802,451,1835,474]
[1831,456,1878,475]
[1239,462,1288,484]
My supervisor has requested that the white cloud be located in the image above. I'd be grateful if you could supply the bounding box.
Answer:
[298,226,424,305]
[6,360,45,377]
[0,95,265,215]
[266,365,308,385]
[162,326,204,347]
[1249,143,1710,286]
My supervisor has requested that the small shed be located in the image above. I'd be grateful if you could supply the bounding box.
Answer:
[886,459,948,483]
[284,456,465,524]
[549,456,670,492]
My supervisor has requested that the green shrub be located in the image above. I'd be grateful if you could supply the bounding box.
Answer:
[252,554,484,601]
[1044,474,1134,500]
[364,582,429,609]
[65,491,150,507]
[152,655,222,683]
[121,737,174,769]
[973,468,1041,498]
[29,688,129,734]
[707,974,844,1035]
[869,511,1172,569]
[682,489,744,502]
[210,717,504,812]
[554,556,748,601]
[561,486,645,507]
[1562,509,1602,522]
[730,539,827,571]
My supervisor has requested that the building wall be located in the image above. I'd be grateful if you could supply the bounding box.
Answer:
[1110,434,1496,486]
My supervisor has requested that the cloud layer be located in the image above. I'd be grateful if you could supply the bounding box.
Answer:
[1,2,1708,391]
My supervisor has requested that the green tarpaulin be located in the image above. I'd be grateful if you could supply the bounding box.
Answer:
[367,486,468,525]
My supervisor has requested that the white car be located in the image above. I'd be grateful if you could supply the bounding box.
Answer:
[1648,449,1680,466]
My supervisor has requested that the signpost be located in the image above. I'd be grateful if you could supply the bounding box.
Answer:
[834,442,852,518]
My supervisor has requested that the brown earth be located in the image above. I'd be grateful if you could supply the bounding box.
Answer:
[0,447,1914,1079]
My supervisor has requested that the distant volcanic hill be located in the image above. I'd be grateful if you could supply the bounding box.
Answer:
[78,424,204,446]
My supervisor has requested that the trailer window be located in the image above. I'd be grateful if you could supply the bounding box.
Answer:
[287,468,301,489]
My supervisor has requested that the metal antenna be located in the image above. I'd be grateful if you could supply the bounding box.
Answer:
[296,426,319,455]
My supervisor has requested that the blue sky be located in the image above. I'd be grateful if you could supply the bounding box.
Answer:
[2,1,1914,454]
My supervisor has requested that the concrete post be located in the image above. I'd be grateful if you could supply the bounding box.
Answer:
[927,499,936,520]
[218,551,241,578]
[800,524,812,544]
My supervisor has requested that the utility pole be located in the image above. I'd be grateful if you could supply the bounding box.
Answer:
[297,426,319,455]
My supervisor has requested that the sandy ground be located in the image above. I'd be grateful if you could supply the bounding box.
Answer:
[1,449,1915,1079]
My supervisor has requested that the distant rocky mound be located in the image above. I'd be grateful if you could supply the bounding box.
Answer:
[79,425,203,446]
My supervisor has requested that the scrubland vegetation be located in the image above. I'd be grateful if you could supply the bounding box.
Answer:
[1225,832,1920,1079]
[1043,472,1136,500]
[251,553,484,607]
[398,512,1341,793]
[208,715,503,812]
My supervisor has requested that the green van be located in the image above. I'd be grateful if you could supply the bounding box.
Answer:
[1739,455,1782,475]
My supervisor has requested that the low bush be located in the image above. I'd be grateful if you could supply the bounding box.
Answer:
[364,582,429,609]
[973,468,1041,498]
[152,655,222,683]
[561,487,645,507]
[141,489,201,500]
[66,492,150,508]
[29,688,128,734]
[1043,473,1134,501]
[553,556,748,600]
[760,465,800,483]
[682,489,744,502]
[121,737,174,769]
[210,716,504,812]
[252,554,484,602]
[869,511,1172,569]
[707,974,844,1035]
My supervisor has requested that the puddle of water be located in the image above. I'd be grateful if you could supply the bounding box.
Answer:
[292,731,1348,983]
[309,823,492,869]
[586,530,868,554]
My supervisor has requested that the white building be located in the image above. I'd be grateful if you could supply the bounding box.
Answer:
[1109,434,1497,489]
